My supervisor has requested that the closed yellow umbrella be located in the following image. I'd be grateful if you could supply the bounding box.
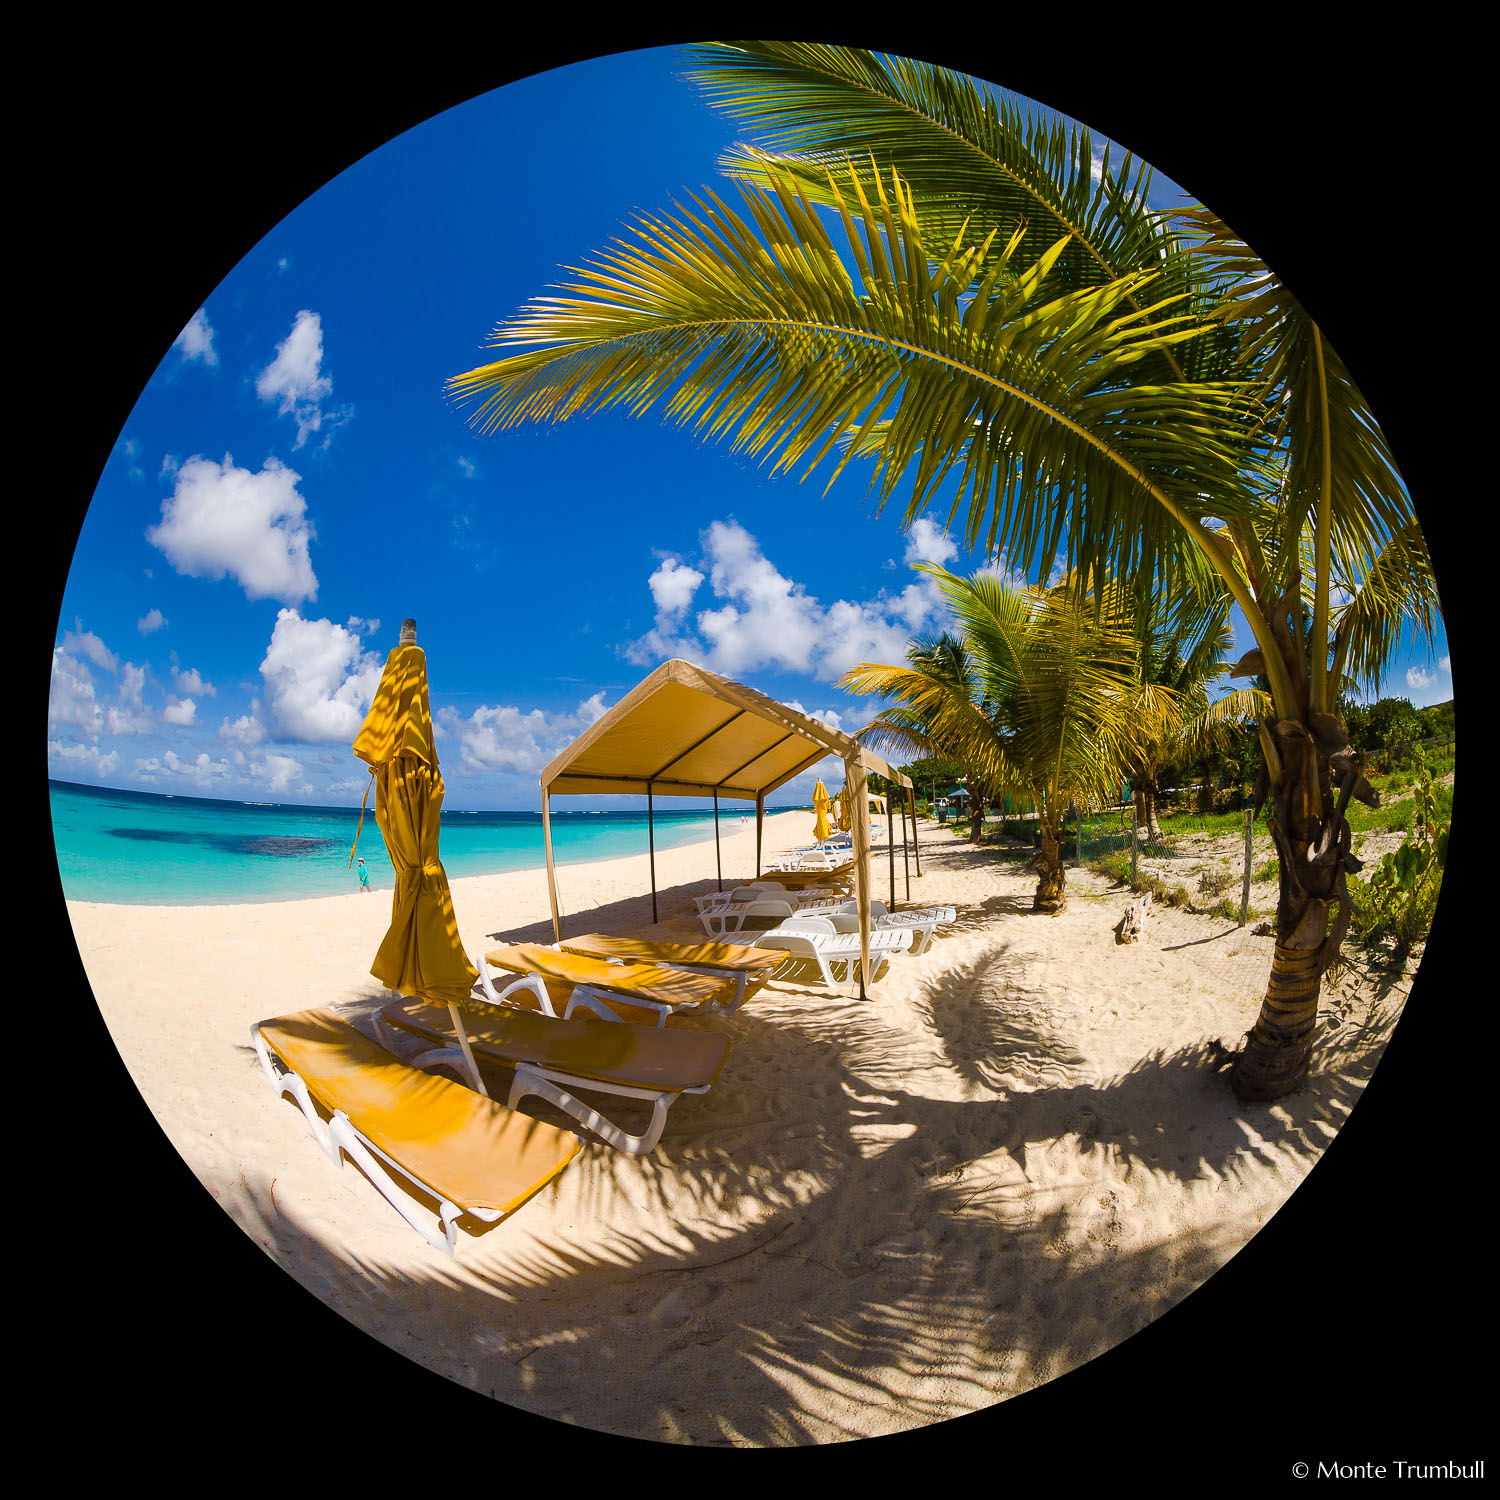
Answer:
[351,621,479,1023]
[812,779,831,842]
[835,783,853,834]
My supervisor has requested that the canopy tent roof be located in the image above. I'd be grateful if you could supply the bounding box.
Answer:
[541,658,912,801]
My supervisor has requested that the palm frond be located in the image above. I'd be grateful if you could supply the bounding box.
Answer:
[1329,518,1443,692]
[448,161,1262,599]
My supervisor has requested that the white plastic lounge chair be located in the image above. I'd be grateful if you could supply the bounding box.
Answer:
[755,916,913,986]
[557,933,785,1012]
[817,901,959,955]
[697,891,850,937]
[477,943,737,1026]
[698,896,798,938]
[374,996,732,1156]
[695,881,849,915]
[694,882,787,915]
[252,1008,582,1255]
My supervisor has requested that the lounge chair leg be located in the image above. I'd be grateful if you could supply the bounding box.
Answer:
[478,959,558,1018]
[565,985,670,1027]
[252,1026,339,1162]
[508,1066,672,1155]
[327,1113,458,1255]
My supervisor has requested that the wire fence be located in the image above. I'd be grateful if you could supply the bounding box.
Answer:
[935,798,1281,929]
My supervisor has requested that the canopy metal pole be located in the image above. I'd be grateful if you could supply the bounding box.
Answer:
[714,791,723,891]
[648,781,657,924]
[848,757,871,999]
[902,790,911,898]
[756,792,764,878]
[542,789,562,943]
[887,794,896,910]
[910,785,921,876]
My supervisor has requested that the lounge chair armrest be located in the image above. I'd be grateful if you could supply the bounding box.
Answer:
[774,915,839,935]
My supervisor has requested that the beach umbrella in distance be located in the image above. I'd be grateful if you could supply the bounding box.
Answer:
[835,784,853,833]
[352,620,479,1030]
[812,780,831,841]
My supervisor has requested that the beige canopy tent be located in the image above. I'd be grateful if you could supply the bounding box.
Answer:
[539,658,919,997]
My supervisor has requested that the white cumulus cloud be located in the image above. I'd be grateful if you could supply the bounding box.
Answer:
[174,308,219,366]
[626,520,952,682]
[259,610,383,743]
[437,693,615,776]
[163,696,197,726]
[172,665,215,697]
[106,663,154,735]
[138,608,167,635]
[648,557,705,618]
[219,708,268,747]
[254,753,308,795]
[255,309,350,449]
[147,454,317,604]
[49,649,105,740]
[48,740,120,778]
[903,515,959,569]
[61,625,118,673]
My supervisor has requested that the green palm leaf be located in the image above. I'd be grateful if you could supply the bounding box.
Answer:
[449,161,1263,599]
[686,42,1243,390]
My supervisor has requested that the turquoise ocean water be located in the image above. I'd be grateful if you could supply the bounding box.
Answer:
[49,779,778,906]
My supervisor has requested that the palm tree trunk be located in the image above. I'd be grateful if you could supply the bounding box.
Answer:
[1031,820,1067,913]
[1231,715,1372,1101]
[1134,780,1161,841]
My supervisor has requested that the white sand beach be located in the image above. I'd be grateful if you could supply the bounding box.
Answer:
[63,808,1443,1450]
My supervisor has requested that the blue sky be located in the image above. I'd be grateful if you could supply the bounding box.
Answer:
[48,45,1451,811]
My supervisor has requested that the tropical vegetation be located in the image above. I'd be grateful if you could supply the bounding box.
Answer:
[446,41,1443,1102]
[843,570,1141,911]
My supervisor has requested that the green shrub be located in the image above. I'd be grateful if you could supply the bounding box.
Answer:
[1166,883,1192,909]
[1209,896,1242,921]
[1349,766,1448,961]
[1252,857,1280,882]
[1198,862,1235,897]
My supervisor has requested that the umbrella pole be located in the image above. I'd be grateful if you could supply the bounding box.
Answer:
[714,790,722,892]
[542,789,562,943]
[911,786,921,876]
[756,792,764,879]
[648,781,658,924]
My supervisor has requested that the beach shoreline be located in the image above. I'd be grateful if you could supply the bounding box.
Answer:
[66,808,1413,1446]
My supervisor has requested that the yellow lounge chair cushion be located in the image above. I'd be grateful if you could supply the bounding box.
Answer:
[257,1009,582,1216]
[773,866,855,887]
[383,997,732,1091]
[484,944,737,1010]
[560,934,785,973]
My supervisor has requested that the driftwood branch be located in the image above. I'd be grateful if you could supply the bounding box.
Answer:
[1116,890,1152,944]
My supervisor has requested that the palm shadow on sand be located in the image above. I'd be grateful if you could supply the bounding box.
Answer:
[218,868,1393,1447]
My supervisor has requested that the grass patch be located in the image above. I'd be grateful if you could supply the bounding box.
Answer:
[1085,852,1133,887]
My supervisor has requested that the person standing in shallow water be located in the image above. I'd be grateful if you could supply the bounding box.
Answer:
[357,857,371,893]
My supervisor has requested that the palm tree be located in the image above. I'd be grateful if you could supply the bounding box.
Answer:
[446,43,1440,1101]
[853,632,994,843]
[844,569,1141,913]
[1123,587,1270,840]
